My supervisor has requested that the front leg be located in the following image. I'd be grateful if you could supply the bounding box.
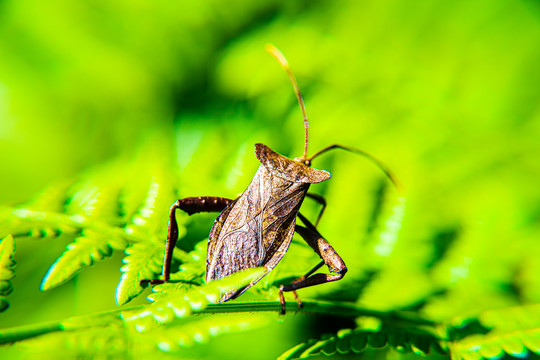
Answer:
[141,196,234,285]
[279,213,347,312]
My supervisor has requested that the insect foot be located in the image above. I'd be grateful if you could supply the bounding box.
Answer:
[278,285,304,315]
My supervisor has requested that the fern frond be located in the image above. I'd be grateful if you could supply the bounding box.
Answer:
[124,174,179,240]
[64,177,124,225]
[152,313,273,352]
[9,314,129,358]
[8,208,137,243]
[0,235,16,312]
[30,157,180,299]
[279,324,446,360]
[481,304,540,329]
[0,207,72,239]
[422,283,517,324]
[12,181,73,239]
[40,230,126,291]
[355,193,458,311]
[147,240,207,303]
[122,267,267,332]
[356,267,433,311]
[3,163,128,240]
[448,304,540,360]
[367,195,407,264]
[115,169,188,305]
[115,241,165,306]
[449,331,537,360]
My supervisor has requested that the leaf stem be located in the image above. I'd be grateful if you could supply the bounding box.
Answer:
[8,208,145,244]
[204,300,437,326]
[0,299,437,345]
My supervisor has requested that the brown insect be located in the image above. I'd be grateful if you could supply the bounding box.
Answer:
[142,44,400,313]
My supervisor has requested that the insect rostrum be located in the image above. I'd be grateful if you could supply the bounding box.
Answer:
[142,44,398,313]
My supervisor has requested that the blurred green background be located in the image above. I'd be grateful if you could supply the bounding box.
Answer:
[1,0,540,359]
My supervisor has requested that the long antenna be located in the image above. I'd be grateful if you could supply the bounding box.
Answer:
[309,144,404,193]
[265,43,309,159]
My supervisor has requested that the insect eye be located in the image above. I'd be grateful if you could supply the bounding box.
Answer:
[304,159,311,167]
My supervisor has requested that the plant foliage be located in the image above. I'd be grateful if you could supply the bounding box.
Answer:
[1,0,540,359]
[279,325,447,360]
[0,235,16,313]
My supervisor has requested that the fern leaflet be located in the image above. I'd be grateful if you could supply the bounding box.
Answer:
[147,240,207,303]
[116,241,164,306]
[0,235,16,312]
[448,303,540,360]
[116,171,183,305]
[41,230,125,291]
[1,181,72,239]
[122,267,267,332]
[279,324,447,360]
[152,313,273,352]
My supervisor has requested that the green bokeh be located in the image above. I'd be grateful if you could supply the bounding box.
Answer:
[1,0,540,358]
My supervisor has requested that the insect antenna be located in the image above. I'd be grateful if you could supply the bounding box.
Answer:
[264,44,402,193]
[265,43,310,161]
[309,144,404,193]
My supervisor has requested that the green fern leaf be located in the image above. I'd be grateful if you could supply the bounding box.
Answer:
[479,303,540,331]
[278,325,446,360]
[147,240,206,303]
[449,329,539,360]
[115,170,187,305]
[0,206,68,240]
[449,304,540,360]
[368,196,407,263]
[124,174,179,240]
[15,181,73,239]
[122,267,267,332]
[354,195,440,311]
[40,230,125,291]
[115,241,165,306]
[65,178,124,225]
[356,267,433,311]
[0,235,16,312]
[145,258,206,304]
[153,313,273,352]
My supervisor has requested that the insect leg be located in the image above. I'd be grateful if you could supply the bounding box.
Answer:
[141,196,234,285]
[278,213,347,313]
[175,196,235,215]
[284,193,326,307]
[305,193,326,227]
[280,260,325,312]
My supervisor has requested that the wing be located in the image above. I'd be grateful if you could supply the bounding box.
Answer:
[206,194,268,302]
[205,164,309,302]
[207,213,265,281]
[207,209,297,303]
[206,198,237,269]
[260,183,305,264]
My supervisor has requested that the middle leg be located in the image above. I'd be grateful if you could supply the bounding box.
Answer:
[279,213,347,313]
